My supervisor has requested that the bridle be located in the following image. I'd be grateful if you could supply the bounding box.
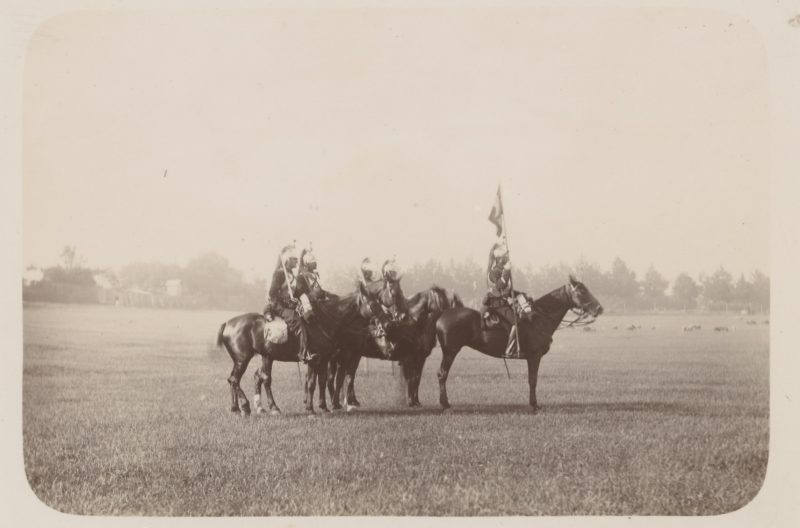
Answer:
[358,280,415,349]
[527,283,598,330]
[559,283,597,329]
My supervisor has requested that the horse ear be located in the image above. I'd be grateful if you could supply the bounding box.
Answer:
[569,273,578,285]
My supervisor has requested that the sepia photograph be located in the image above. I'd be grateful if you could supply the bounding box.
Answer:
[3,0,799,523]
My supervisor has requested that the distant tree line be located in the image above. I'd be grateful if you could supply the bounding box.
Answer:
[392,257,769,314]
[23,246,769,314]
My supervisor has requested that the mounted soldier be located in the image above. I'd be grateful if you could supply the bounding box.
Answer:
[263,243,316,363]
[381,257,410,322]
[482,241,521,359]
[299,244,323,291]
[356,256,409,339]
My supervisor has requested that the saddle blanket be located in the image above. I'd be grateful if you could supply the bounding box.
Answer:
[264,317,289,344]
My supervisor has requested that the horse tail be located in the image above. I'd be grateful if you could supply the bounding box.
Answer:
[216,322,227,348]
[435,315,448,350]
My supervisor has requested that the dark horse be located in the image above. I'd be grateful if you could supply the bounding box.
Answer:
[327,285,463,410]
[216,276,395,415]
[248,283,404,415]
[435,275,603,411]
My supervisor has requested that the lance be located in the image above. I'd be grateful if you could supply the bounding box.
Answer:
[499,184,521,361]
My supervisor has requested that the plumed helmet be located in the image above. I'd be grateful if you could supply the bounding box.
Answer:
[300,245,316,266]
[302,251,316,265]
[492,242,509,260]
[360,258,376,280]
[280,243,298,265]
[382,258,401,281]
[360,258,374,272]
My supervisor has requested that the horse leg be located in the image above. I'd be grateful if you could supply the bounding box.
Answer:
[527,353,542,412]
[304,362,316,415]
[327,361,340,409]
[344,356,360,412]
[317,361,330,413]
[258,357,280,415]
[253,364,265,414]
[412,356,425,407]
[401,360,415,407]
[228,366,239,413]
[330,359,345,410]
[229,357,252,416]
[347,356,361,408]
[438,347,459,410]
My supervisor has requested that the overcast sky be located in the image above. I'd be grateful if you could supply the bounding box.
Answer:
[22,8,769,282]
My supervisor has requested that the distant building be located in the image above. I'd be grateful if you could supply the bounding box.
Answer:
[165,279,183,297]
[23,267,44,286]
[93,274,115,290]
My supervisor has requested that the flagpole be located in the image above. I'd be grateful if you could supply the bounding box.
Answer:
[498,184,521,359]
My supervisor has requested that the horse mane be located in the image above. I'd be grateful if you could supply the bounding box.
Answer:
[449,291,464,309]
[529,285,570,312]
[314,290,359,328]
[405,285,462,319]
[426,285,448,312]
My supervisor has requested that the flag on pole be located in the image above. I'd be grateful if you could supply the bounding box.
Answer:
[488,185,504,237]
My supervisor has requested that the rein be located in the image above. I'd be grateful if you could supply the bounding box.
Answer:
[558,308,596,329]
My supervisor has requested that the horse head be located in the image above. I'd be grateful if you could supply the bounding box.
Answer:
[362,277,408,324]
[354,281,399,357]
[566,274,604,317]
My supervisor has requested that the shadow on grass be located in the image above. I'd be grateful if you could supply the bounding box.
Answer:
[251,400,698,419]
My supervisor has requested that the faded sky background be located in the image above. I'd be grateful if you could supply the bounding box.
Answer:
[22,8,769,281]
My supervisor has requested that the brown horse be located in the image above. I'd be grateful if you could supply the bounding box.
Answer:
[321,275,415,411]
[435,275,603,411]
[327,285,463,410]
[216,277,395,416]
[246,277,403,415]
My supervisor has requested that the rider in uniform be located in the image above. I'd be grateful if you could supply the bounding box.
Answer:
[263,244,316,363]
[381,257,410,322]
[299,245,322,290]
[482,241,520,358]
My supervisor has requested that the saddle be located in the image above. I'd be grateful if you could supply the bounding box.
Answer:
[481,293,534,332]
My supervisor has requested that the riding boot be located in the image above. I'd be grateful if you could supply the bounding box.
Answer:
[504,325,519,358]
[297,324,311,362]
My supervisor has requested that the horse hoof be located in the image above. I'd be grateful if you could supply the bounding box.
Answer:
[346,405,358,413]
[351,401,361,408]
[230,406,239,413]
[332,404,342,411]
[256,407,267,415]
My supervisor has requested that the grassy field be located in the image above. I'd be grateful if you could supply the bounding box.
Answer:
[22,303,769,516]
